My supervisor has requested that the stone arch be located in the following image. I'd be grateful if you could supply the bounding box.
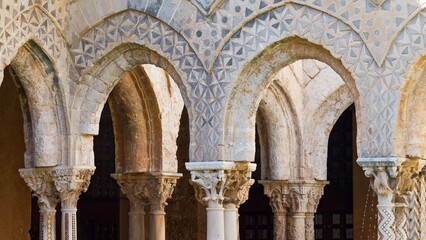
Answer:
[256,81,300,180]
[223,37,360,168]
[397,55,426,159]
[305,85,354,180]
[74,43,187,170]
[6,40,63,168]
[109,65,184,173]
[108,67,162,173]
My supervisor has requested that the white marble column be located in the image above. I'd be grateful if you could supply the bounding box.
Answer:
[223,162,256,240]
[358,158,425,240]
[112,172,181,240]
[20,168,59,240]
[186,161,236,240]
[52,167,95,240]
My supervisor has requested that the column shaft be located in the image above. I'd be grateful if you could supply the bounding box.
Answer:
[305,213,315,240]
[150,211,166,240]
[39,208,57,240]
[207,202,225,240]
[224,204,238,240]
[129,210,145,240]
[61,208,77,240]
[273,212,286,240]
[289,214,306,240]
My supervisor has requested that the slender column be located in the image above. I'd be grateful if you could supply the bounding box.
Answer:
[305,213,315,240]
[223,162,256,240]
[406,178,420,240]
[286,180,326,240]
[52,167,95,240]
[186,161,236,240]
[112,174,150,240]
[395,202,407,240]
[112,172,181,240]
[260,180,288,240]
[148,173,181,240]
[419,173,426,239]
[358,158,425,240]
[20,168,59,240]
[261,180,326,240]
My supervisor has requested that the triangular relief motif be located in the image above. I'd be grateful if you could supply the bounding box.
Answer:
[191,0,225,15]
[370,0,387,7]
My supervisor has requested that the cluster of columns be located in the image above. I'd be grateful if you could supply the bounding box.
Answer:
[260,180,327,240]
[185,161,256,240]
[19,166,95,240]
[19,166,182,240]
[111,172,181,240]
[357,158,426,240]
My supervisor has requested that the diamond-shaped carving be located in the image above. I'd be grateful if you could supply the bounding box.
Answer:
[191,0,225,15]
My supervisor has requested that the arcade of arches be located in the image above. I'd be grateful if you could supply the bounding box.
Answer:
[1,0,426,239]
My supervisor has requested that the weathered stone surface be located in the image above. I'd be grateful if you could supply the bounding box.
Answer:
[2,0,426,239]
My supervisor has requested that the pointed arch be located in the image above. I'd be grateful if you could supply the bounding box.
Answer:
[223,37,360,163]
[6,40,64,167]
[256,81,301,180]
[397,55,426,159]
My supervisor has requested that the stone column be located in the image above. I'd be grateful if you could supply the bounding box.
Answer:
[51,167,95,240]
[286,180,326,240]
[395,201,407,240]
[112,173,150,240]
[260,180,326,240]
[186,161,236,240]
[358,158,425,240]
[223,162,256,240]
[260,180,288,240]
[20,168,59,240]
[112,172,181,240]
[148,173,181,240]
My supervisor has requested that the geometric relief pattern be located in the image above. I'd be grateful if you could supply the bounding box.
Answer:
[180,0,426,69]
[69,10,214,160]
[215,4,394,158]
[0,7,65,68]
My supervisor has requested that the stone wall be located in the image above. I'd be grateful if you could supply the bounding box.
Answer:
[0,67,31,239]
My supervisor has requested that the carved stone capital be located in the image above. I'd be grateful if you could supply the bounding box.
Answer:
[286,180,327,214]
[358,158,425,205]
[112,172,181,213]
[260,180,289,213]
[260,179,327,214]
[51,167,95,209]
[19,167,59,210]
[186,161,235,206]
[224,162,256,207]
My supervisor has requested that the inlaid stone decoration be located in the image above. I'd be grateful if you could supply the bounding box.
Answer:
[1,0,426,239]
